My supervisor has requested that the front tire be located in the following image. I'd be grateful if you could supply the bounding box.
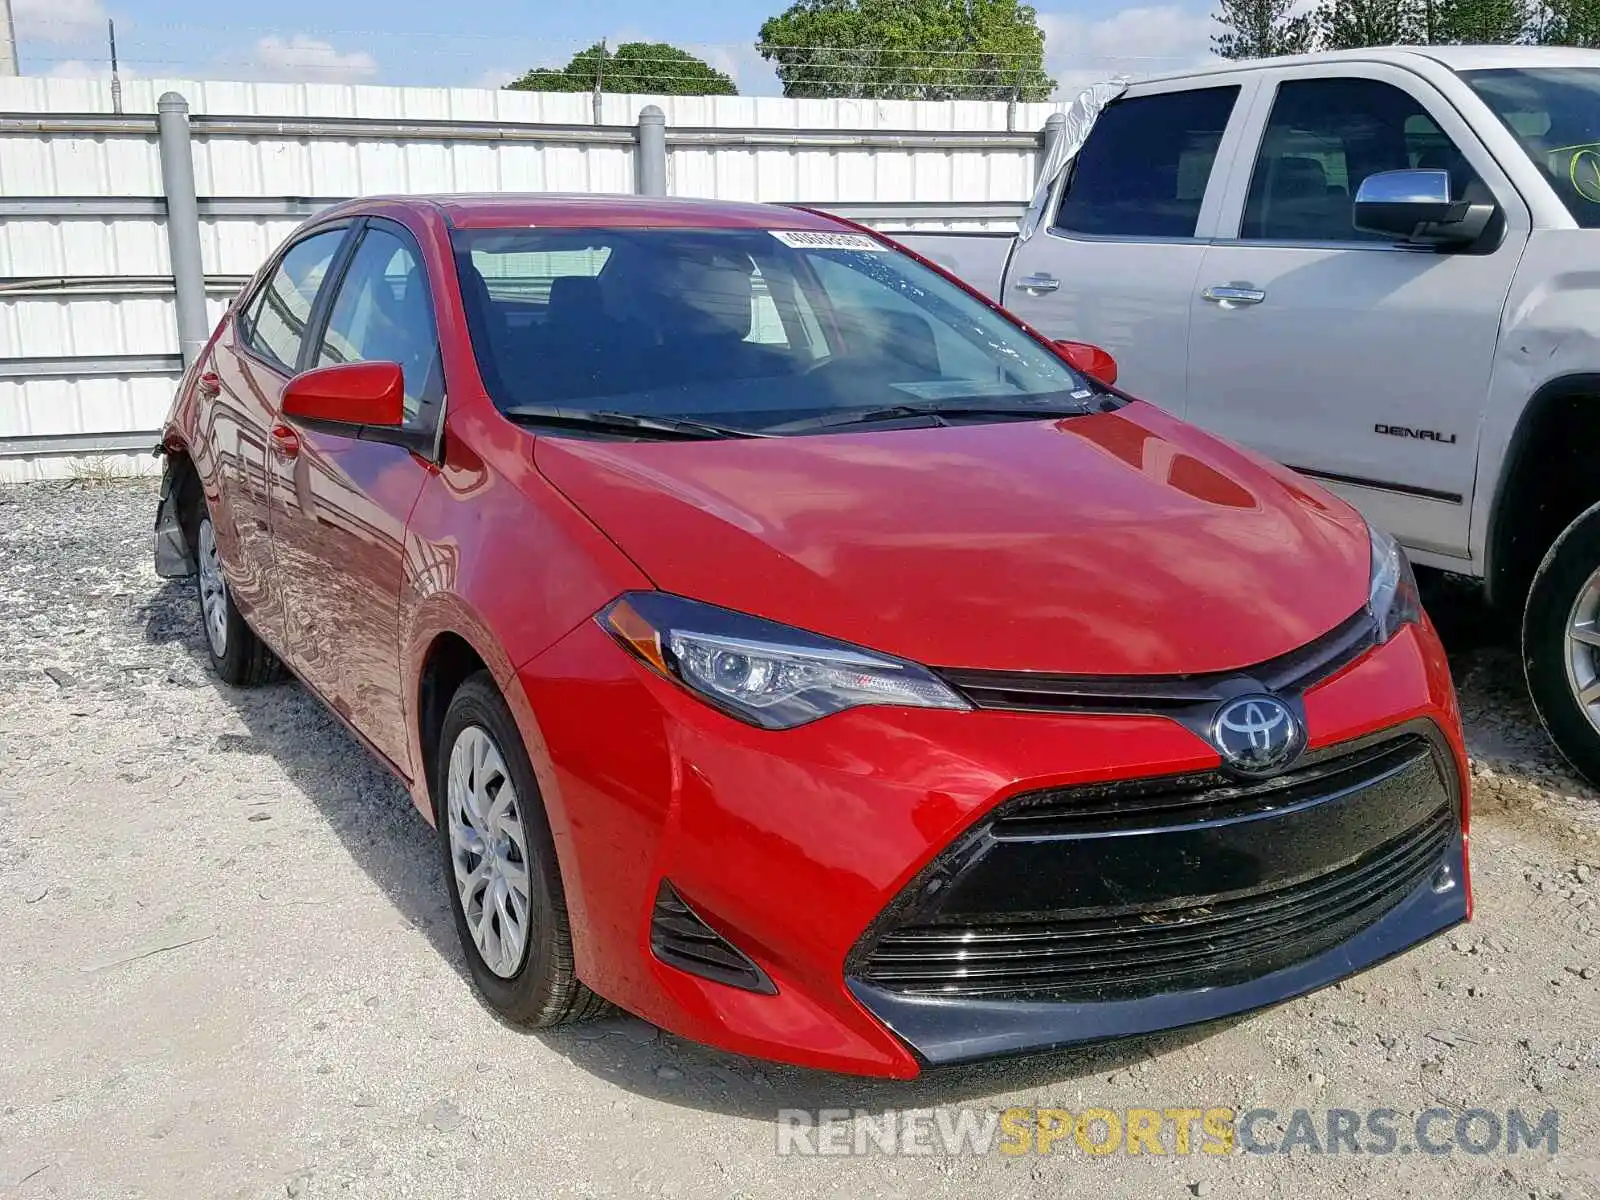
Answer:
[195,512,283,686]
[1524,501,1600,786]
[435,672,605,1026]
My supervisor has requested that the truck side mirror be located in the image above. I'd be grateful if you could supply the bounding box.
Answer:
[1353,169,1495,248]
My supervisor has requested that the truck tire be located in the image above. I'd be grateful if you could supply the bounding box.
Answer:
[1524,501,1600,786]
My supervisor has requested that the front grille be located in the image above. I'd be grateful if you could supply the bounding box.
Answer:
[991,733,1430,838]
[937,607,1375,714]
[850,724,1460,1006]
[650,882,775,994]
[856,806,1453,1003]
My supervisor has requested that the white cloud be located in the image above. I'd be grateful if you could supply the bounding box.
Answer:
[696,41,780,96]
[246,34,378,84]
[1039,6,1219,96]
[473,66,521,90]
[43,58,116,78]
[12,0,107,44]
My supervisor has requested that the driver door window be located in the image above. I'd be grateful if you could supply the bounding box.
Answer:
[1241,78,1487,243]
[313,224,442,435]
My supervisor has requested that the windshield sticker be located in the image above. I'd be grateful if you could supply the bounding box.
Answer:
[769,230,888,252]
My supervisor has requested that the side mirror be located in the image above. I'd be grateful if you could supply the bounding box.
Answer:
[282,361,405,428]
[1054,339,1118,386]
[1353,169,1495,247]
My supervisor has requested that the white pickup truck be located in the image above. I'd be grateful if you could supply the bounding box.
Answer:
[995,45,1600,785]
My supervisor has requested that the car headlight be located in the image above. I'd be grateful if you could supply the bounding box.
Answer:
[1368,523,1422,643]
[599,592,969,729]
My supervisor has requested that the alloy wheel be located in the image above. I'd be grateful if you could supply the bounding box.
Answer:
[197,518,229,658]
[1564,565,1600,737]
[446,725,533,978]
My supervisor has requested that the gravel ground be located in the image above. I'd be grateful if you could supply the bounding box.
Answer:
[0,478,1597,1200]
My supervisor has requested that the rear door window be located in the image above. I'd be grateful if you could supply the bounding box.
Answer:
[1053,87,1241,239]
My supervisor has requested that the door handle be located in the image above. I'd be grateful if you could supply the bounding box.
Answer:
[1202,285,1266,306]
[1014,273,1061,293]
[197,370,221,397]
[269,423,301,460]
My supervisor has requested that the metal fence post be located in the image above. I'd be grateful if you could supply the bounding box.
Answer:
[0,0,18,77]
[637,104,667,197]
[1037,112,1066,188]
[157,92,209,368]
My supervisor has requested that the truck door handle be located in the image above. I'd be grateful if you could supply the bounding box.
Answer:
[1014,273,1061,293]
[1202,285,1266,306]
[269,423,301,460]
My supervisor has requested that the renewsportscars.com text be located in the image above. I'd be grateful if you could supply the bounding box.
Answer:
[775,1106,1560,1157]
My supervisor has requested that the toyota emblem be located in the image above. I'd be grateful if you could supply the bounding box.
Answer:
[1210,695,1304,775]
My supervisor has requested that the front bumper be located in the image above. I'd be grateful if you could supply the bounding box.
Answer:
[517,615,1468,1078]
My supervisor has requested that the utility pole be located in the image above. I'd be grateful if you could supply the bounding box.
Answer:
[108,19,122,113]
[1,0,20,77]
[592,38,605,125]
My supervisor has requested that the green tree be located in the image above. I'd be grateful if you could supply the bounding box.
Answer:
[507,41,737,95]
[1212,0,1316,58]
[1424,0,1531,41]
[1534,0,1600,43]
[757,0,1053,101]
[1317,0,1423,48]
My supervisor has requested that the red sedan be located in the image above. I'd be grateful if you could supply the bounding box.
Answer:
[154,195,1470,1078]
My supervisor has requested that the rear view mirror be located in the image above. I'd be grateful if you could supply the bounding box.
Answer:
[1054,339,1118,386]
[282,362,405,428]
[1353,169,1495,247]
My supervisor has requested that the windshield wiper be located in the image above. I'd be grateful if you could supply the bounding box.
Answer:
[502,405,762,440]
[765,399,1093,434]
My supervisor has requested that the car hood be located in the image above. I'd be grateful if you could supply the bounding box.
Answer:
[533,402,1371,675]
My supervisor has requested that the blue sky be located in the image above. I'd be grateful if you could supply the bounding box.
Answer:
[13,0,1221,95]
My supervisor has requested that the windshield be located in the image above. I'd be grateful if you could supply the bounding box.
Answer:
[451,226,1094,434]
[1463,67,1600,228]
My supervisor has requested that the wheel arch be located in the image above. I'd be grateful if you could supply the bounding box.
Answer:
[404,596,558,825]
[1486,373,1600,612]
[407,603,605,979]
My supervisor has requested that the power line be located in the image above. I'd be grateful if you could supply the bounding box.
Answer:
[7,18,1200,64]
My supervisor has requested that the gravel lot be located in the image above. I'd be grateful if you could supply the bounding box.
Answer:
[1,478,1598,1199]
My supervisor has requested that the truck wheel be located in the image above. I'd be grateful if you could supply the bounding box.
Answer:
[1524,501,1600,786]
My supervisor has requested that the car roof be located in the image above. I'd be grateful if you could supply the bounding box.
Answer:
[335,194,851,231]
[1132,43,1600,87]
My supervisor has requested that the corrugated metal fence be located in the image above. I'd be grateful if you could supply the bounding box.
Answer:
[0,77,1069,480]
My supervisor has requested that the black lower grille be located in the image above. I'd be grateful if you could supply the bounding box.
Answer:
[858,808,1451,1002]
[850,724,1460,1005]
[650,882,775,994]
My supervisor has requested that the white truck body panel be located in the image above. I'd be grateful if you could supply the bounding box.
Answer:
[998,44,1600,579]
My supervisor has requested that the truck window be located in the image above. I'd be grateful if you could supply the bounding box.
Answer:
[1242,78,1485,243]
[1053,87,1240,240]
[1463,67,1600,229]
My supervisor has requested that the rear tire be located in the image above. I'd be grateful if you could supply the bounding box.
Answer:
[195,511,284,687]
[1524,501,1600,787]
[435,672,606,1026]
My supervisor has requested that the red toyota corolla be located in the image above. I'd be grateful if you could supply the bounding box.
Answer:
[154,195,1469,1078]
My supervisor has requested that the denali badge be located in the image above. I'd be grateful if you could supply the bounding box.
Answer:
[1374,423,1457,444]
[1210,695,1304,775]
